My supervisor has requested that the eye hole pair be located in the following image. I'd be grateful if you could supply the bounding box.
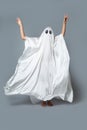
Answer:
[45,30,52,34]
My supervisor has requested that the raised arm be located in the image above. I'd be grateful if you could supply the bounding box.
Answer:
[16,17,26,40]
[61,15,68,36]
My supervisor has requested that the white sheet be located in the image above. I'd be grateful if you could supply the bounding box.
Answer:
[4,27,73,103]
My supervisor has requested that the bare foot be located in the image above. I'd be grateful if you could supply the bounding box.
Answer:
[41,101,47,107]
[47,100,53,106]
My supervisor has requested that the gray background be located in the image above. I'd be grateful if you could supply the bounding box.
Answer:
[0,0,87,130]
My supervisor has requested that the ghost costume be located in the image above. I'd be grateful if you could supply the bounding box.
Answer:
[4,27,73,104]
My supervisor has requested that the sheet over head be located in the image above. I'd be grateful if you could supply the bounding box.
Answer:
[4,26,73,104]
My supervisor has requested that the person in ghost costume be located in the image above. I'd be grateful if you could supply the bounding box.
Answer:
[4,15,73,107]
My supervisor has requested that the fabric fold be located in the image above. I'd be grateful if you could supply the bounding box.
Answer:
[4,27,73,103]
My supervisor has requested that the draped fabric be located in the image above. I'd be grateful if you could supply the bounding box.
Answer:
[4,27,73,103]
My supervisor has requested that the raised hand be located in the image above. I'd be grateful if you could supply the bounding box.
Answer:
[61,15,69,36]
[63,15,68,24]
[16,17,26,40]
[16,17,22,26]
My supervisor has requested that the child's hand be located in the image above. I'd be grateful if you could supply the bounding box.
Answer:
[61,15,68,36]
[63,15,68,24]
[16,17,22,26]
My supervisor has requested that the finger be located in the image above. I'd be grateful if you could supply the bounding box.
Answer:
[17,17,20,21]
[16,18,19,21]
[64,14,68,18]
[16,19,18,23]
[16,19,19,24]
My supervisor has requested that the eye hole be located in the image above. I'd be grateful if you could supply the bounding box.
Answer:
[45,30,48,34]
[49,30,52,34]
